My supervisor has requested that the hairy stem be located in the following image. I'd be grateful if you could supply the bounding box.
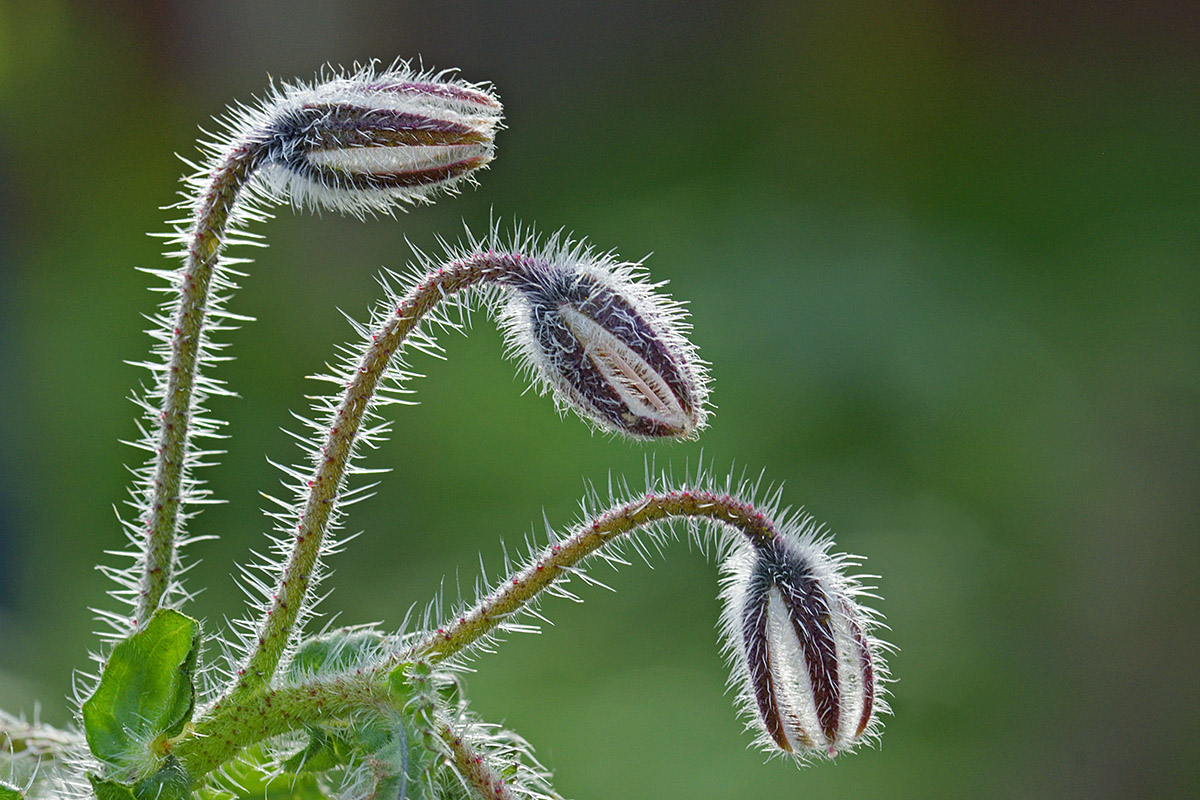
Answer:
[414,489,779,663]
[181,489,777,783]
[0,715,82,763]
[178,671,533,800]
[228,253,532,700]
[174,672,387,779]
[437,719,518,800]
[136,141,268,625]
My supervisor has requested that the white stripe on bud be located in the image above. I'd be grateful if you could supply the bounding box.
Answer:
[305,144,481,175]
[556,305,696,435]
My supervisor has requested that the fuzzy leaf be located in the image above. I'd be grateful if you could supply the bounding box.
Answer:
[82,609,201,770]
[0,780,23,800]
[281,726,353,774]
[87,776,137,800]
[196,772,326,800]
[286,629,384,680]
[283,715,418,799]
[196,747,329,800]
[131,757,192,800]
[385,663,414,708]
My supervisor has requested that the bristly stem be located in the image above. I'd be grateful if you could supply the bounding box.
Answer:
[227,236,708,699]
[136,141,268,626]
[437,718,518,800]
[227,253,533,700]
[413,489,780,664]
[177,488,866,788]
[0,714,82,764]
[177,669,530,800]
[173,671,385,779]
[176,667,522,798]
[132,63,502,629]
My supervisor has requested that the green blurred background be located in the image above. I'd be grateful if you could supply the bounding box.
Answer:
[1,1,1197,797]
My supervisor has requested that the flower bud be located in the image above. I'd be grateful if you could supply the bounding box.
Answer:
[721,522,887,760]
[234,63,502,215]
[499,251,709,439]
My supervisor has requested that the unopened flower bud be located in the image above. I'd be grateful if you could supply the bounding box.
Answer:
[721,522,887,760]
[499,251,708,439]
[228,63,501,215]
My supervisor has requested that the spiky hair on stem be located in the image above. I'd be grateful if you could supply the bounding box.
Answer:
[401,662,560,800]
[404,459,890,767]
[213,223,709,704]
[0,710,89,800]
[42,54,899,800]
[105,60,501,644]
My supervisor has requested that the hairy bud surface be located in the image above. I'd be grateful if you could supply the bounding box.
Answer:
[720,520,888,760]
[214,62,501,216]
[498,251,709,439]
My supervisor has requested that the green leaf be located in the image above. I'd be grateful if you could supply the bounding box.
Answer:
[87,776,137,800]
[385,661,416,706]
[286,629,384,681]
[281,726,353,774]
[195,747,330,800]
[82,609,201,771]
[281,715,418,798]
[89,766,194,800]
[367,717,412,800]
[0,780,23,800]
[132,757,192,800]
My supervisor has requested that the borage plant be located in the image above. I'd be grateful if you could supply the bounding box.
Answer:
[0,61,891,800]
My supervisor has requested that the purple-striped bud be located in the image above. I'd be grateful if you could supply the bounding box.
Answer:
[230,62,501,215]
[720,520,888,761]
[498,246,709,439]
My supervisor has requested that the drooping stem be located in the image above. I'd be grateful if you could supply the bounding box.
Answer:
[136,141,269,626]
[228,253,533,700]
[413,489,780,664]
[134,62,503,627]
[181,489,780,783]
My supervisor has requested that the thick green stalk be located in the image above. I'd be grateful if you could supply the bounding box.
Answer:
[173,672,386,779]
[178,672,522,800]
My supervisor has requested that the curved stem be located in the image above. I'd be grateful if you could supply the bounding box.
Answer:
[414,489,779,664]
[228,253,532,701]
[179,489,779,784]
[136,141,268,625]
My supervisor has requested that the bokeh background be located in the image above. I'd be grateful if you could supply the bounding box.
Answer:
[1,1,1197,797]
